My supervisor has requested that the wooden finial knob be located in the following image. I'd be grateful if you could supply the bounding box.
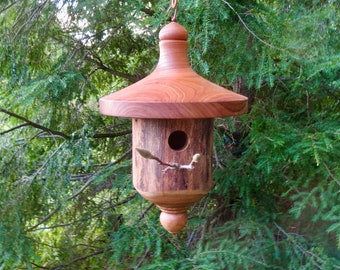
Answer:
[159,22,188,41]
[159,212,188,234]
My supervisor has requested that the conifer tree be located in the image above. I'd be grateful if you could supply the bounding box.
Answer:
[0,0,339,268]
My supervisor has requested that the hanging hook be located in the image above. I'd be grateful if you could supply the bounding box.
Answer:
[171,0,178,9]
[167,0,178,21]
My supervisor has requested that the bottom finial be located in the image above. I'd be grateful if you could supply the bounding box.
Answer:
[159,212,188,234]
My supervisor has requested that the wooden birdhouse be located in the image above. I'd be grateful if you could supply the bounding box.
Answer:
[99,22,248,234]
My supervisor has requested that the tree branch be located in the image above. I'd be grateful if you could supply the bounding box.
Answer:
[84,55,140,83]
[93,129,131,138]
[30,262,49,269]
[141,7,155,16]
[67,149,132,201]
[0,108,131,140]
[30,193,137,232]
[273,222,324,269]
[0,0,19,14]
[138,203,155,220]
[21,141,66,184]
[0,108,69,139]
[134,247,150,269]
[91,193,137,220]
[50,248,112,270]
[221,0,284,51]
[26,206,61,232]
[0,123,29,135]
[26,149,132,232]
[13,0,49,40]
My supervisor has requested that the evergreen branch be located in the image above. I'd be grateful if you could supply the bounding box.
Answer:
[37,133,69,139]
[67,149,131,201]
[84,54,140,83]
[31,193,137,231]
[134,247,151,269]
[323,163,340,187]
[49,248,112,270]
[67,173,99,201]
[0,108,131,140]
[213,146,224,168]
[30,219,83,231]
[221,0,283,50]
[196,249,271,268]
[27,150,132,232]
[92,129,132,138]
[12,2,26,29]
[69,173,93,181]
[1,131,42,175]
[13,0,48,40]
[22,141,66,184]
[321,83,340,100]
[141,7,155,16]
[38,131,131,140]
[0,108,69,139]
[26,206,61,232]
[92,150,132,168]
[138,203,155,220]
[0,0,19,13]
[91,193,137,219]
[274,222,325,269]
[0,123,29,135]
[30,262,49,269]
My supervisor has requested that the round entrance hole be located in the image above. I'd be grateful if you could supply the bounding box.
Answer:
[168,130,188,151]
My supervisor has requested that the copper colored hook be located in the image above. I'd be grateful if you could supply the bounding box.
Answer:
[167,0,178,21]
[171,0,178,9]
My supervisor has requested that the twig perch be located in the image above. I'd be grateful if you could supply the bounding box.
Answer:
[135,148,201,172]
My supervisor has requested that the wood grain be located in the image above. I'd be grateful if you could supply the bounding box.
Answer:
[99,21,248,234]
[99,22,248,119]
[132,118,214,213]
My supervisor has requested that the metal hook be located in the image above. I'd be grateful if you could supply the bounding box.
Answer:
[171,0,178,9]
[167,0,178,21]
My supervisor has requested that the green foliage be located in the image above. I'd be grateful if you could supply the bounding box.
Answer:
[0,0,339,269]
[190,219,339,270]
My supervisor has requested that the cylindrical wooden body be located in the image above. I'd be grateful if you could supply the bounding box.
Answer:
[132,118,214,214]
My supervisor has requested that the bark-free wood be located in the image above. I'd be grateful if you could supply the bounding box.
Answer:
[99,21,248,234]
[99,22,248,119]
[133,118,214,234]
[159,212,188,235]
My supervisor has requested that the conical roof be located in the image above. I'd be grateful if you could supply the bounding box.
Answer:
[99,22,248,119]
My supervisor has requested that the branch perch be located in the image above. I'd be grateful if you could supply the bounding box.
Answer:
[136,148,201,172]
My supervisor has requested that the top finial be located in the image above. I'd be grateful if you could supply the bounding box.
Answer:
[159,22,188,41]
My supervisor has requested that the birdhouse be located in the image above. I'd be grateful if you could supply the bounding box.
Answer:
[99,22,248,234]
